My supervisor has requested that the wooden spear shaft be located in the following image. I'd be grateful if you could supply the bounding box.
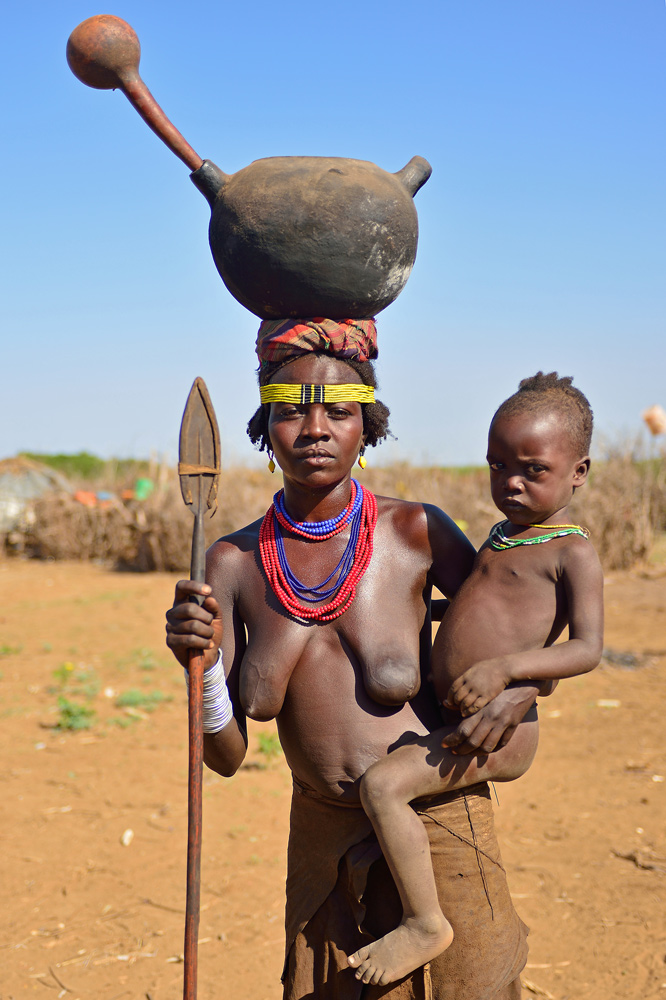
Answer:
[178,378,221,1000]
[184,587,204,996]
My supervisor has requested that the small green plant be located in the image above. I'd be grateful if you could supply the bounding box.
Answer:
[56,696,95,731]
[115,648,162,673]
[226,824,248,839]
[108,715,137,729]
[71,668,100,699]
[115,689,172,712]
[0,643,22,656]
[137,648,158,671]
[257,731,282,761]
[52,661,76,686]
[51,662,99,698]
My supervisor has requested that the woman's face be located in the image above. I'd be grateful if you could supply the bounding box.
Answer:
[267,355,366,489]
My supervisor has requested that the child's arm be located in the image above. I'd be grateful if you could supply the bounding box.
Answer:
[446,541,603,717]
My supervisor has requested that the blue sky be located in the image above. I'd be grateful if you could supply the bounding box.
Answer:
[2,1,664,466]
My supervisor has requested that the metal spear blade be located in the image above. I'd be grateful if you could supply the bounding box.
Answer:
[178,376,221,515]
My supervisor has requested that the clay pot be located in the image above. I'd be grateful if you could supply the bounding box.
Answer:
[191,155,430,319]
[67,15,431,319]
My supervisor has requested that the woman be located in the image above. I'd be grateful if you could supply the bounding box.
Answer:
[166,319,541,1000]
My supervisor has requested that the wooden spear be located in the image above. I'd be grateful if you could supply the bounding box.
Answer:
[178,378,221,1000]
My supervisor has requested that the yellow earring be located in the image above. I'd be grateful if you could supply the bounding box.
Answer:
[358,453,367,470]
[268,452,276,474]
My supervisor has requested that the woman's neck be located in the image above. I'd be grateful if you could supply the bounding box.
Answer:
[280,476,354,523]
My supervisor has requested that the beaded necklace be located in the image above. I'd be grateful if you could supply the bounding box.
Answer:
[259,480,378,621]
[489,520,590,550]
[273,478,363,539]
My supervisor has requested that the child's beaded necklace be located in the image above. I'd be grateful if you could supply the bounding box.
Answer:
[489,520,590,550]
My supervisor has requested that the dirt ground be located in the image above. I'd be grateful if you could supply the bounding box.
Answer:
[1,559,665,1000]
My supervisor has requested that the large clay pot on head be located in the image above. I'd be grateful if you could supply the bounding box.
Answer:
[191,155,430,319]
[67,15,431,319]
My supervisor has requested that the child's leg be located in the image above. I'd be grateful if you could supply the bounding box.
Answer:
[348,717,538,986]
[348,737,454,986]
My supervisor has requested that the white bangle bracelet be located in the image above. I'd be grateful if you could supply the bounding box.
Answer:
[184,649,233,734]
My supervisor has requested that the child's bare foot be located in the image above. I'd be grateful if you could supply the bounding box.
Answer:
[347,913,453,986]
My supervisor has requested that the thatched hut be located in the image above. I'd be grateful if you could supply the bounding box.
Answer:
[0,457,70,548]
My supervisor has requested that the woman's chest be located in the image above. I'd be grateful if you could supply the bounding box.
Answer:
[237,546,429,719]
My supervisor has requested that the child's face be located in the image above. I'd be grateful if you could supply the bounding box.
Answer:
[487,410,589,525]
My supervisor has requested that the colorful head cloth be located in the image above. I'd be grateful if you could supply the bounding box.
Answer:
[256,317,378,365]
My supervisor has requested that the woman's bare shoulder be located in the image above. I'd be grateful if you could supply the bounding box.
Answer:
[375,494,475,595]
[375,495,464,544]
[375,493,428,535]
[206,518,263,587]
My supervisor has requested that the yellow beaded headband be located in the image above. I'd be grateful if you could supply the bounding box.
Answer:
[260,383,375,405]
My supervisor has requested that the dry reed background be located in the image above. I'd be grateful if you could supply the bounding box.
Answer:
[7,443,665,573]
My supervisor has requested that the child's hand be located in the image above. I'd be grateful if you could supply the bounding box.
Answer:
[445,659,511,716]
[441,680,541,754]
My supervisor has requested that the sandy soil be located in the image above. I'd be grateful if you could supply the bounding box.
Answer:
[1,560,665,1000]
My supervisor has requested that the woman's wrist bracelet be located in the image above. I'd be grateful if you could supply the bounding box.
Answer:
[183,649,233,733]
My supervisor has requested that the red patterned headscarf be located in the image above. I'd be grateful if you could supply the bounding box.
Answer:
[256,317,378,365]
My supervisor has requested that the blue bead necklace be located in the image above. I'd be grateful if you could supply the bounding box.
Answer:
[273,478,363,538]
[274,498,363,603]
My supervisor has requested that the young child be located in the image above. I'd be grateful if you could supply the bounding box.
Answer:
[347,372,604,986]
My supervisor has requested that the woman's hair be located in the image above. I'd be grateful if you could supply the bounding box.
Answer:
[247,357,391,453]
[493,371,593,455]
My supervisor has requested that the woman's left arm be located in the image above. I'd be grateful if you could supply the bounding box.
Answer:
[422,504,477,599]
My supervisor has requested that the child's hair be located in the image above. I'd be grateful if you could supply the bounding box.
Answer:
[247,357,391,453]
[492,372,593,455]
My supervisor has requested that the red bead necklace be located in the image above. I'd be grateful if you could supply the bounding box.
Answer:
[259,483,378,622]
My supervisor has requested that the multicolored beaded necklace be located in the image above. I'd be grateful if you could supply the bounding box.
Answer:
[259,478,378,621]
[489,520,590,550]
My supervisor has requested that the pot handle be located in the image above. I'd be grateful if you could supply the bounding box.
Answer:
[190,160,229,205]
[394,156,432,197]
